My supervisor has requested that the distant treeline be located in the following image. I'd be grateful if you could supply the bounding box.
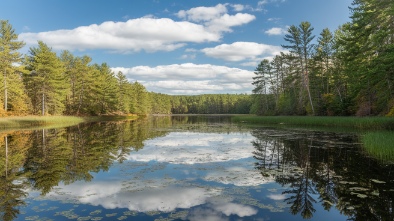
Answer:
[251,0,394,116]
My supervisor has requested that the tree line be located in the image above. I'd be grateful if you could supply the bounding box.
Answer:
[0,20,251,116]
[251,0,394,116]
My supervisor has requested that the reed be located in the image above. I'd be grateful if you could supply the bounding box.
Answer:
[232,116,394,130]
[0,116,85,129]
[361,131,394,163]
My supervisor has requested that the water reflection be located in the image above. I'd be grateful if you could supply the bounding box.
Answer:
[251,129,394,220]
[0,117,393,220]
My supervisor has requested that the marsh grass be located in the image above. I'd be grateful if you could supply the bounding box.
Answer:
[362,131,394,163]
[0,116,85,129]
[0,115,139,130]
[232,116,394,130]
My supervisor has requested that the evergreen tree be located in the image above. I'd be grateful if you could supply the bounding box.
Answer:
[0,20,28,115]
[24,41,68,115]
[283,22,316,115]
[60,51,95,115]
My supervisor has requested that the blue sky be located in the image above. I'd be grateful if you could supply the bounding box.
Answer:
[1,0,352,95]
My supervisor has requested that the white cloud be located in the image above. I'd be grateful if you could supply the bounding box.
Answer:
[177,4,228,22]
[201,42,283,62]
[20,4,255,53]
[230,4,245,12]
[20,18,220,53]
[111,63,255,95]
[256,0,286,12]
[177,4,255,33]
[19,4,255,53]
[205,13,256,33]
[265,27,287,35]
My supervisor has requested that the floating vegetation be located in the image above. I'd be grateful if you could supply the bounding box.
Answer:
[146,210,162,216]
[54,209,79,219]
[169,210,188,219]
[356,194,368,199]
[117,216,128,220]
[105,213,117,217]
[91,217,103,221]
[371,179,386,184]
[25,216,40,220]
[77,216,92,221]
[123,211,138,216]
[349,187,369,192]
[90,210,102,215]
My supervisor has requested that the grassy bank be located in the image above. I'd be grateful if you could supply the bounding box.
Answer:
[0,115,139,130]
[362,131,394,163]
[232,116,394,130]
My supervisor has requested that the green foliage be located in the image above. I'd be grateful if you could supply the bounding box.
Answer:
[24,41,68,115]
[233,115,394,130]
[251,0,394,117]
[0,20,28,115]
[170,94,251,114]
[362,131,394,163]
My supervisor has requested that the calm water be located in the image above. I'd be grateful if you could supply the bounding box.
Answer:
[1,116,393,221]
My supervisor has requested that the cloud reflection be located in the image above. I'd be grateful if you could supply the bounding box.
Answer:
[45,181,221,212]
[127,132,255,164]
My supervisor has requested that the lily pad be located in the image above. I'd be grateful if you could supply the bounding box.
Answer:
[371,179,386,184]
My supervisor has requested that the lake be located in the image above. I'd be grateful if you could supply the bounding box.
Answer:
[1,116,393,221]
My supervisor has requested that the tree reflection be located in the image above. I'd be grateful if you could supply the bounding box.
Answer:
[0,118,171,220]
[251,129,394,220]
[282,138,317,219]
[0,133,30,221]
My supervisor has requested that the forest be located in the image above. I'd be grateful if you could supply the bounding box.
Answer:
[1,0,393,117]
[251,0,394,116]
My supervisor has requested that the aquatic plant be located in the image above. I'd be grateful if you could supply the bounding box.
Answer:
[361,131,394,162]
[233,116,394,130]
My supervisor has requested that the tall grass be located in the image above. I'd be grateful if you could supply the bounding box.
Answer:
[232,116,394,130]
[0,116,85,129]
[0,115,140,130]
[362,131,394,163]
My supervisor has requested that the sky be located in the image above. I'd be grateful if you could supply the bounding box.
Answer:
[1,0,353,95]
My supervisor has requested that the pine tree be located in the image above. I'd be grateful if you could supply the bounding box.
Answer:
[0,20,27,115]
[24,41,68,115]
[283,22,316,115]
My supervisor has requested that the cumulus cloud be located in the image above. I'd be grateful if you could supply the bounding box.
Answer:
[177,4,228,22]
[265,27,288,35]
[177,4,255,33]
[20,4,255,53]
[20,18,220,53]
[111,63,255,94]
[201,42,283,62]
[230,4,246,12]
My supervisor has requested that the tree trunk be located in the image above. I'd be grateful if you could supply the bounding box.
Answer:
[4,68,7,112]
